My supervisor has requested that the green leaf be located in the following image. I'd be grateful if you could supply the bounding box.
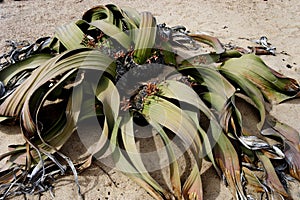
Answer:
[0,48,115,117]
[96,76,120,128]
[22,68,78,137]
[143,97,199,156]
[90,20,131,49]
[219,62,266,130]
[0,54,53,85]
[188,33,225,54]
[23,81,82,154]
[158,80,213,117]
[93,76,120,157]
[220,54,300,103]
[121,6,141,27]
[133,12,157,64]
[152,81,220,170]
[150,121,182,199]
[82,5,114,23]
[160,42,177,66]
[219,94,243,139]
[110,117,169,199]
[120,116,167,193]
[177,65,236,112]
[213,131,247,199]
[54,21,86,51]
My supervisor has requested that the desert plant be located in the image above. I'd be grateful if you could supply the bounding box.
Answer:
[0,4,299,200]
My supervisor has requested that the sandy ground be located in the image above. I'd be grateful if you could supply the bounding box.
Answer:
[0,0,299,199]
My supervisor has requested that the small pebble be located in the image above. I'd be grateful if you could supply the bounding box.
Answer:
[286,64,292,69]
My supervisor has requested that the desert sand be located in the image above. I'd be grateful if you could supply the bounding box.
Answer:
[0,0,299,199]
